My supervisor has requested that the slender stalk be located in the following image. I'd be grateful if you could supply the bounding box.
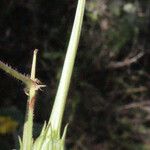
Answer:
[0,61,34,88]
[22,49,38,150]
[48,0,86,137]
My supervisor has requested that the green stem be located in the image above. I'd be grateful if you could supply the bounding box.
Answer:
[48,0,86,137]
[22,49,38,150]
[0,60,33,88]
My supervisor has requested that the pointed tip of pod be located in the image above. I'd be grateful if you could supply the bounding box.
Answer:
[34,49,38,54]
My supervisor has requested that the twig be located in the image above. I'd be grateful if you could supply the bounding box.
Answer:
[126,86,148,94]
[119,100,150,110]
[108,51,144,69]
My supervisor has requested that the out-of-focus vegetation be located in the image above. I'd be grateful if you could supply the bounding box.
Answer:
[0,0,150,149]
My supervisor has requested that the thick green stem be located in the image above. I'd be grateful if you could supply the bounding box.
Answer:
[22,108,33,150]
[48,0,86,137]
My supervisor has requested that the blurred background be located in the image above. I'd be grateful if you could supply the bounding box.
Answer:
[0,0,150,149]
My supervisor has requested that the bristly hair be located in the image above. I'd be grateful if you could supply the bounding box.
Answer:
[0,60,33,87]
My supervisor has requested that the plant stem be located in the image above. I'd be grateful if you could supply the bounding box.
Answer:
[22,49,38,150]
[48,0,86,137]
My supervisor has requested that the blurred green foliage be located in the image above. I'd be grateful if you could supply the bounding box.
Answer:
[0,0,150,149]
